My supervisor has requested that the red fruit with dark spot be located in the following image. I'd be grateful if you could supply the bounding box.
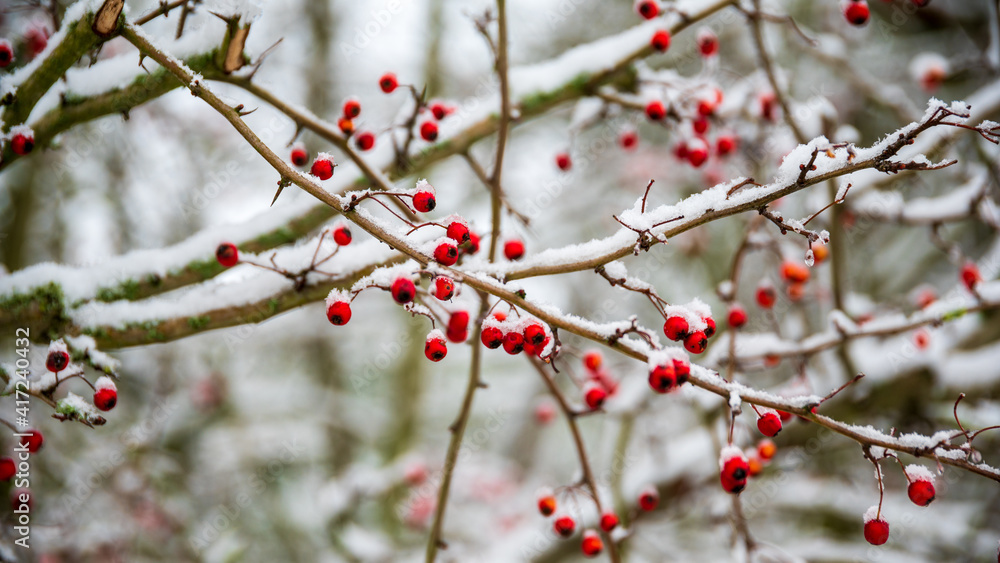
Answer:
[703,316,716,338]
[728,305,747,328]
[581,530,603,558]
[757,412,782,437]
[379,72,398,93]
[864,518,890,545]
[638,486,659,511]
[554,515,576,537]
[462,231,481,255]
[430,103,450,120]
[584,384,607,410]
[555,152,572,171]
[420,121,438,142]
[338,118,354,135]
[390,277,416,304]
[503,332,525,355]
[0,458,14,481]
[845,1,870,26]
[413,190,436,213]
[524,323,546,346]
[333,224,352,246]
[961,262,981,291]
[424,335,447,362]
[756,285,776,308]
[637,0,659,19]
[599,512,619,532]
[434,241,459,266]
[20,429,43,453]
[311,156,335,180]
[46,350,69,373]
[446,221,470,243]
[907,480,936,506]
[354,131,375,151]
[433,276,454,300]
[720,454,750,494]
[648,364,676,394]
[504,239,525,261]
[650,29,670,52]
[216,242,239,268]
[673,358,691,385]
[538,494,556,516]
[663,316,689,341]
[290,145,308,167]
[342,99,361,119]
[0,40,12,68]
[481,326,503,349]
[684,331,708,354]
[94,387,117,411]
[327,301,352,326]
[10,132,34,155]
[446,311,469,342]
[697,29,719,57]
[645,100,666,121]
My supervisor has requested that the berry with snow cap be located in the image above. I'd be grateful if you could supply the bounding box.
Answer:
[391,277,416,304]
[905,465,936,507]
[445,219,470,243]
[554,515,576,537]
[46,340,70,373]
[424,331,448,362]
[216,243,239,268]
[638,485,659,511]
[413,181,436,212]
[446,311,469,342]
[648,363,676,394]
[10,128,35,156]
[684,331,708,354]
[673,357,691,385]
[290,143,308,167]
[0,40,13,68]
[504,239,525,261]
[686,137,709,167]
[719,446,750,494]
[333,224,352,246]
[93,376,118,411]
[311,154,336,180]
[863,506,889,545]
[433,276,455,300]
[434,240,459,266]
[581,530,603,557]
[326,290,352,326]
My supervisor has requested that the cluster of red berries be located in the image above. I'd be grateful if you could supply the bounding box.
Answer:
[646,349,692,394]
[661,305,715,354]
[581,351,619,410]
[480,312,551,357]
[46,343,117,412]
[0,26,49,70]
[536,488,615,557]
[863,464,938,546]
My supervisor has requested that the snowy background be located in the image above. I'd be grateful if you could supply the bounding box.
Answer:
[0,0,999,561]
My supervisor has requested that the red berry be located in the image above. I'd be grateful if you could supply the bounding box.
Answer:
[757,412,782,437]
[845,0,870,25]
[637,0,659,19]
[338,117,354,135]
[10,132,34,155]
[424,333,448,362]
[663,316,689,341]
[0,458,14,481]
[581,530,604,557]
[583,351,603,372]
[504,239,525,261]
[599,512,619,532]
[446,311,469,342]
[25,26,47,57]
[523,323,546,346]
[216,242,239,268]
[355,131,375,151]
[433,276,455,300]
[326,300,352,326]
[650,29,670,51]
[697,28,719,57]
[503,331,525,355]
[391,277,416,304]
[333,224,352,246]
[46,350,69,373]
[717,135,737,156]
[555,152,572,171]
[554,515,576,537]
[584,383,607,410]
[756,285,776,308]
[434,240,459,266]
[430,102,451,120]
[907,480,936,506]
[445,220,470,243]
[20,429,43,453]
[692,116,709,135]
[648,364,676,394]
[462,231,481,255]
[720,448,750,494]
[684,331,707,354]
[379,73,398,93]
[94,388,117,411]
[538,494,556,517]
[780,261,810,284]
[961,262,981,291]
[864,517,890,546]
[420,121,439,142]
[290,144,308,167]
[481,326,503,349]
[645,100,666,121]
[673,357,691,385]
[0,40,13,68]
[757,439,777,460]
[686,138,709,167]
[620,130,638,150]
[760,91,777,121]
[342,99,361,119]
[413,189,436,213]
[777,409,793,422]
[311,155,336,180]
[697,99,716,116]
[703,316,716,338]
[638,486,659,511]
[728,305,747,328]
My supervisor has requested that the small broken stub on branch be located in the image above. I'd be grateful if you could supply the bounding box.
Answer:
[224,26,251,74]
[92,0,125,38]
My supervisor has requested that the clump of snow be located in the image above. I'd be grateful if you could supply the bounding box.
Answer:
[47,339,69,357]
[426,328,445,342]
[863,505,882,523]
[413,179,436,195]
[326,289,350,306]
[728,391,742,411]
[95,375,116,393]
[904,464,935,483]
[646,348,687,369]
[719,445,746,469]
